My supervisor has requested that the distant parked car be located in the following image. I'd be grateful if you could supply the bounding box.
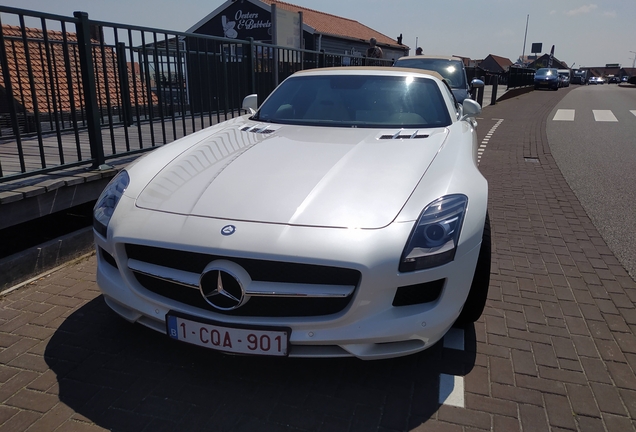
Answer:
[393,55,484,104]
[534,68,559,90]
[608,76,620,84]
[571,69,587,84]
[588,76,602,85]
[557,69,570,87]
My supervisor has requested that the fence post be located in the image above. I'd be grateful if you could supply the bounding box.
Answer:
[477,76,485,106]
[73,11,106,169]
[247,38,255,95]
[491,77,498,106]
[116,42,133,126]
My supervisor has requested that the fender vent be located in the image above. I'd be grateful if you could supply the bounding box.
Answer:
[241,124,277,134]
[379,131,429,140]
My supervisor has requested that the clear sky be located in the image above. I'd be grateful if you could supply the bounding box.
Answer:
[2,0,635,68]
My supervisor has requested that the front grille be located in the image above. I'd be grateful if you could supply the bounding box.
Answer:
[125,244,360,317]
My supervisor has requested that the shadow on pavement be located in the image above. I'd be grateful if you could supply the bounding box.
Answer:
[44,297,476,431]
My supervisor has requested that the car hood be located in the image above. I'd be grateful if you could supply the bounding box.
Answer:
[136,123,449,229]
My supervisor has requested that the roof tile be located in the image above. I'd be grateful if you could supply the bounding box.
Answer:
[0,24,156,114]
[260,0,404,48]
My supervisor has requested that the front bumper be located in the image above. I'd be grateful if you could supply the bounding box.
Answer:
[534,79,558,89]
[95,200,483,360]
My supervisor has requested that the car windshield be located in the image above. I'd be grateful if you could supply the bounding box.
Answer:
[253,75,451,128]
[393,58,467,89]
[536,68,556,77]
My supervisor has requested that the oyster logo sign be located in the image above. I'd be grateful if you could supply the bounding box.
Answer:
[221,15,238,39]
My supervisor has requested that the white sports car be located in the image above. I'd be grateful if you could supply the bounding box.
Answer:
[94,67,490,360]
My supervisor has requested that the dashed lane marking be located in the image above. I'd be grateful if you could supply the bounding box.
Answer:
[443,327,465,351]
[477,118,503,164]
[439,328,466,407]
[553,109,575,121]
[551,109,636,122]
[439,374,465,408]
[592,110,618,122]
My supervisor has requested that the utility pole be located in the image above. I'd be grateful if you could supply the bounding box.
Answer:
[631,51,636,69]
[521,14,529,66]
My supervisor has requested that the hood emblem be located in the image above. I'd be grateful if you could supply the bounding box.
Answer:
[200,269,246,310]
[221,225,236,236]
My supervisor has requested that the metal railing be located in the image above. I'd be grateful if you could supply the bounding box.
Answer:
[0,6,392,182]
[507,66,535,89]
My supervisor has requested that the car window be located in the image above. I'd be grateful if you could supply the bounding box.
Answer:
[254,75,452,129]
[439,79,460,117]
[393,58,467,89]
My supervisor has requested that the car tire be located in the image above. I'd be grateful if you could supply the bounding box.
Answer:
[456,212,491,325]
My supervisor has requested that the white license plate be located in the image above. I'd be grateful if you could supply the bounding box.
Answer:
[166,313,289,357]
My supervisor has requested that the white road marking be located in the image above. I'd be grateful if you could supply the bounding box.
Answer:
[593,110,618,122]
[553,109,575,121]
[631,110,636,117]
[439,374,465,407]
[477,118,504,165]
[443,328,465,350]
[439,328,465,407]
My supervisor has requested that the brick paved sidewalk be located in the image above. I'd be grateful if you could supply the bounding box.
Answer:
[471,88,636,432]
[0,88,635,432]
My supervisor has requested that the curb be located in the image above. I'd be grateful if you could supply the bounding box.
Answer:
[0,226,95,292]
[495,85,534,102]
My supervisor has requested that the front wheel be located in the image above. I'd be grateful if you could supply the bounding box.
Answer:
[456,212,491,325]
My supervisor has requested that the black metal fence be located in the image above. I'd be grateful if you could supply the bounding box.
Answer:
[506,66,535,89]
[0,6,392,182]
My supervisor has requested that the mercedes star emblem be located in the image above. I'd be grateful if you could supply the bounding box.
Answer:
[221,225,236,236]
[200,269,245,310]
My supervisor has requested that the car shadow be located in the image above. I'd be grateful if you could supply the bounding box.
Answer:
[44,297,477,431]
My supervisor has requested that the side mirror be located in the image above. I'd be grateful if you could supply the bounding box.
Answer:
[242,94,258,114]
[460,98,481,122]
[470,78,485,89]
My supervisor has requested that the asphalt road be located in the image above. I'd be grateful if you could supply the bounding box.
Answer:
[547,84,636,279]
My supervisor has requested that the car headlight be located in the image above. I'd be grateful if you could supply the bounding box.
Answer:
[399,194,468,272]
[93,170,129,238]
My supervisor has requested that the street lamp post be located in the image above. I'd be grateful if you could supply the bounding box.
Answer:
[631,51,636,69]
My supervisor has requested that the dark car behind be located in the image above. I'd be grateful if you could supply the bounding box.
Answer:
[393,55,483,104]
[534,68,559,90]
